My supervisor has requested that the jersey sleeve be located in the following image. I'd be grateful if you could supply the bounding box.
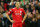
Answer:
[22,9,26,16]
[7,9,13,15]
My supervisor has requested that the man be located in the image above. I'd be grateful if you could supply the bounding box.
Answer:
[0,13,4,27]
[0,13,3,27]
[36,10,40,27]
[34,1,38,10]
[38,2,40,13]
[25,12,32,27]
[6,2,28,27]
[0,6,4,13]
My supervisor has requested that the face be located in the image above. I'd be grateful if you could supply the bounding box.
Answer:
[28,12,31,17]
[36,10,38,14]
[26,5,29,8]
[1,2,3,5]
[15,2,20,8]
[35,1,38,4]
[31,4,34,7]
[33,7,35,9]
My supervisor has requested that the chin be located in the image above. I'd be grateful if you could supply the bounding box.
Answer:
[17,7,19,8]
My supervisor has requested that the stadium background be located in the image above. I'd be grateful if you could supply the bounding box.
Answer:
[0,0,40,27]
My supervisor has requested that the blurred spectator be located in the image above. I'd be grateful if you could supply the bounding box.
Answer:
[1,2,4,9]
[0,6,4,13]
[1,0,4,1]
[10,2,15,8]
[0,13,3,27]
[32,6,35,15]
[37,14,40,27]
[0,13,4,27]
[4,3,8,11]
[25,5,29,12]
[32,18,37,27]
[20,1,23,8]
[3,11,8,27]
[38,2,40,13]
[34,1,38,10]
[25,12,32,27]
[8,0,15,8]
[36,10,40,27]
[30,3,34,13]
[36,10,39,16]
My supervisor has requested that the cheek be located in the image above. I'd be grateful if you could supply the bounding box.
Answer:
[16,4,18,6]
[15,4,17,6]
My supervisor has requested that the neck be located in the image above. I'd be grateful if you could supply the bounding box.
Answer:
[16,7,19,9]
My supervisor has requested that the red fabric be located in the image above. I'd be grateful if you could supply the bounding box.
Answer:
[7,7,26,27]
[12,23,22,27]
[4,3,7,11]
[7,7,25,23]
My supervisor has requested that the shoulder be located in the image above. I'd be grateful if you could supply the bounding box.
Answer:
[20,8,25,11]
[20,8,23,9]
[12,8,16,10]
[20,8,24,10]
[11,8,15,10]
[13,8,15,9]
[9,8,15,11]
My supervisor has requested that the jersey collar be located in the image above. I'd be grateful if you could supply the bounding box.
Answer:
[15,7,20,10]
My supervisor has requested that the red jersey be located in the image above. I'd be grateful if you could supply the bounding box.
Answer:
[7,7,25,23]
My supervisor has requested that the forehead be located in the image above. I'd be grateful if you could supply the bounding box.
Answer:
[16,2,19,4]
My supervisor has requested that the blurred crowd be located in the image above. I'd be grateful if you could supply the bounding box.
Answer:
[0,0,40,27]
